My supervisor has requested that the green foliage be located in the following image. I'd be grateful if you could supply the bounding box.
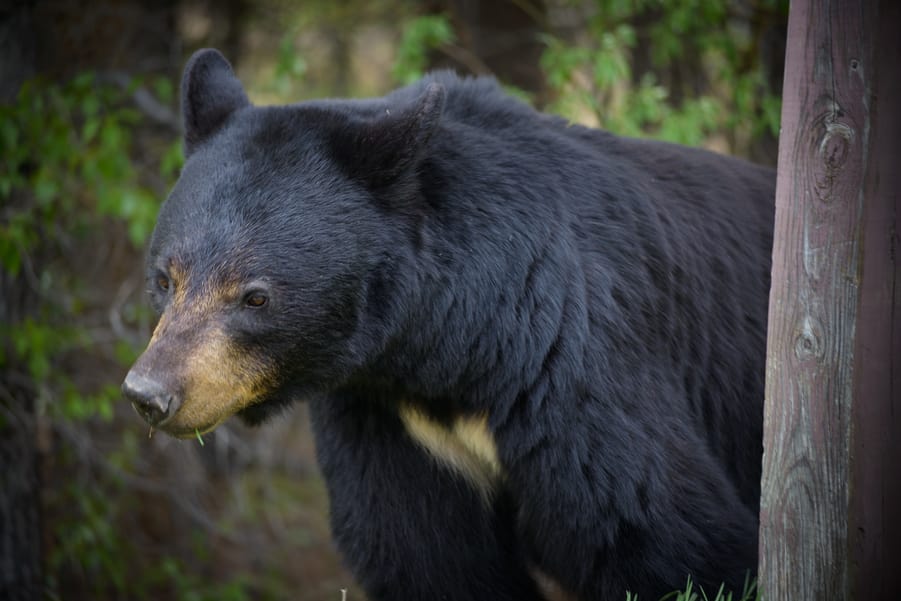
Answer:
[539,0,787,151]
[47,484,130,595]
[390,2,785,155]
[153,558,252,601]
[393,14,455,84]
[267,33,310,98]
[0,74,161,255]
[0,74,162,422]
[46,470,253,601]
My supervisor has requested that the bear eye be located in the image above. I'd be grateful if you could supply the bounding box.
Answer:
[156,275,170,292]
[244,292,268,308]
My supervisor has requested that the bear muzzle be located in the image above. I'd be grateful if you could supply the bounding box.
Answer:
[122,371,183,427]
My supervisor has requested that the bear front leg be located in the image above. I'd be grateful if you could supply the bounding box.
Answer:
[498,403,759,601]
[309,395,546,601]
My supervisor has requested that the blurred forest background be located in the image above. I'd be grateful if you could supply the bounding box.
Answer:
[0,0,787,599]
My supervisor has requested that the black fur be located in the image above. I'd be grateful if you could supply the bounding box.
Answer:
[152,49,774,600]
[180,49,250,156]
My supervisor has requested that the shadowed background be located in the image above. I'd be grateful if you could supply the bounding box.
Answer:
[0,1,787,599]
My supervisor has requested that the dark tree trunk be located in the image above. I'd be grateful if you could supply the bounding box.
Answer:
[0,376,42,601]
[0,2,42,599]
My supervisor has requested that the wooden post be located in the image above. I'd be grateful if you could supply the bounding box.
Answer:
[759,0,901,599]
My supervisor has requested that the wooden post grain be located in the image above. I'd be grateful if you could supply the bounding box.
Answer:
[759,0,901,598]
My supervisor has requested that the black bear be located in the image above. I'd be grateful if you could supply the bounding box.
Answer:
[123,48,774,600]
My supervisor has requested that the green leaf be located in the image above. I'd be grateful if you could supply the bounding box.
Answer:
[82,117,101,143]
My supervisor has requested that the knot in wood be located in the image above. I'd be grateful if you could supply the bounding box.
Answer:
[794,315,824,362]
[812,113,855,203]
[819,121,853,173]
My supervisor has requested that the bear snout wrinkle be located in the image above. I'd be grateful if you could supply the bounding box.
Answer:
[122,371,176,427]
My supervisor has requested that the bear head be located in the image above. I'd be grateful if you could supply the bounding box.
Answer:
[122,49,446,437]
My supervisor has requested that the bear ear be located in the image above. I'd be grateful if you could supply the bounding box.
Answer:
[181,48,250,156]
[335,82,446,191]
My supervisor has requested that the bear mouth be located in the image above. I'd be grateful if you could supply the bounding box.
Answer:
[161,415,231,440]
[152,394,254,440]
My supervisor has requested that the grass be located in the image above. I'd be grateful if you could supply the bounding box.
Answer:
[627,575,760,601]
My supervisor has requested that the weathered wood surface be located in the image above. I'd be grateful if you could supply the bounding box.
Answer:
[759,0,901,599]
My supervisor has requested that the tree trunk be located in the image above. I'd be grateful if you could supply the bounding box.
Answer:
[0,382,42,601]
[759,0,901,598]
[0,2,42,599]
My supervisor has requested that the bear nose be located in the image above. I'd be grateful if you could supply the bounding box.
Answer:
[122,372,174,426]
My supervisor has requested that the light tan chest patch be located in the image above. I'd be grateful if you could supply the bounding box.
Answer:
[398,406,502,499]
